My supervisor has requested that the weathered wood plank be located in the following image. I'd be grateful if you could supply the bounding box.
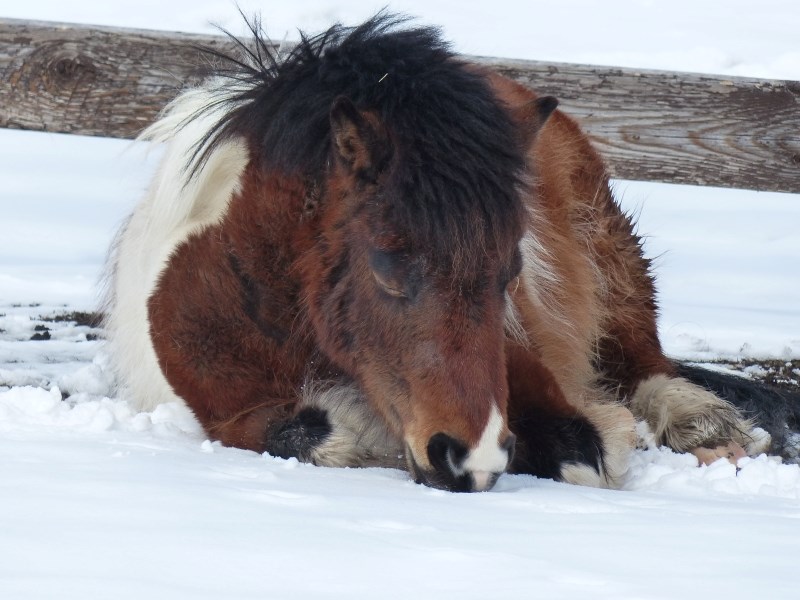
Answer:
[476,56,800,192]
[0,19,244,138]
[1,18,799,193]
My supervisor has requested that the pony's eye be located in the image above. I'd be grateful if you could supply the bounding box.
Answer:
[372,269,407,298]
[369,249,408,299]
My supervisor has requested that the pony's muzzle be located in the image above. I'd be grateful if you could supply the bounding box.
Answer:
[409,432,515,492]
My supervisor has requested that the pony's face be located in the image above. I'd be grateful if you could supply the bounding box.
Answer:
[303,98,524,492]
[355,241,521,493]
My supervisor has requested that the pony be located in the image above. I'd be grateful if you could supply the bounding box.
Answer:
[106,14,770,492]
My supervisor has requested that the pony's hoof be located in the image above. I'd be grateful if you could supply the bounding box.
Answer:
[630,375,757,454]
[691,441,747,466]
[742,426,772,456]
[265,407,332,463]
[510,408,625,488]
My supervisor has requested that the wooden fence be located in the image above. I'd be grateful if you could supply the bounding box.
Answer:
[1,18,798,193]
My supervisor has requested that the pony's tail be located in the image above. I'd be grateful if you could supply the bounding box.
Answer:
[675,363,800,463]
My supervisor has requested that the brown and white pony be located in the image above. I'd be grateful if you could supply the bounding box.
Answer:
[106,15,769,492]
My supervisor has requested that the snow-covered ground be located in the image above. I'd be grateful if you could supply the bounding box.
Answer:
[1,2,799,598]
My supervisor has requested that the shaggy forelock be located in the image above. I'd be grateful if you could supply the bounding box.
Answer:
[201,11,527,270]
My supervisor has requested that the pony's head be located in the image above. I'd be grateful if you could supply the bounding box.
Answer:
[304,94,522,491]
[204,14,555,491]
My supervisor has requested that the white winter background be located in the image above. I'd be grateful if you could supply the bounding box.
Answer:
[1,1,799,599]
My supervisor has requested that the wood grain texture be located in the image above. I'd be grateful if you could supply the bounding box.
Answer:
[2,18,799,193]
[476,57,800,192]
[0,19,242,138]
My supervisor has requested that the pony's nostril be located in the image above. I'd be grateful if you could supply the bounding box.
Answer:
[427,432,469,475]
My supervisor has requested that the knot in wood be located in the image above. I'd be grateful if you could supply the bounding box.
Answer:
[48,54,97,86]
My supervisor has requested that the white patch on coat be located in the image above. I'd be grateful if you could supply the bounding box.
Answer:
[504,290,528,345]
[104,82,250,412]
[461,404,511,484]
[578,402,637,489]
[560,463,603,487]
[518,228,559,306]
[516,226,582,345]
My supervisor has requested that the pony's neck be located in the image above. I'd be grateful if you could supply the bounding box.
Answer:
[224,157,318,274]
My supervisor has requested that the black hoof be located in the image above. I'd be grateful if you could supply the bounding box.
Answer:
[509,409,605,482]
[265,407,332,463]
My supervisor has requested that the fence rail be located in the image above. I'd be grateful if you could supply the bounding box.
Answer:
[1,18,798,193]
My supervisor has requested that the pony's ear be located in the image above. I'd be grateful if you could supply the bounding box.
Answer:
[330,96,390,180]
[513,96,559,146]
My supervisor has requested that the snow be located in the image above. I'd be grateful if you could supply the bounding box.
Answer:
[3,376,800,599]
[1,1,799,598]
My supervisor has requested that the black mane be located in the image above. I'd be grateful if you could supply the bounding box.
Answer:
[199,12,527,267]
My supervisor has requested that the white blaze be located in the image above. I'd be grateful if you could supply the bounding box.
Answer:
[462,404,509,490]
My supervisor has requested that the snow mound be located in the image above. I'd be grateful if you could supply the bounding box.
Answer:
[625,446,800,500]
[4,368,800,503]
[0,384,202,438]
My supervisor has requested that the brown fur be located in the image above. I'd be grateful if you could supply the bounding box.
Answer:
[490,75,760,472]
[294,135,514,465]
[148,165,318,451]
[491,73,675,397]
[144,61,753,490]
[149,117,514,471]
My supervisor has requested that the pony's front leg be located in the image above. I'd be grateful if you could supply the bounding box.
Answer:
[189,383,403,469]
[267,381,405,469]
[147,321,403,468]
[148,304,402,468]
[146,241,404,470]
[589,217,771,460]
[505,344,635,488]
